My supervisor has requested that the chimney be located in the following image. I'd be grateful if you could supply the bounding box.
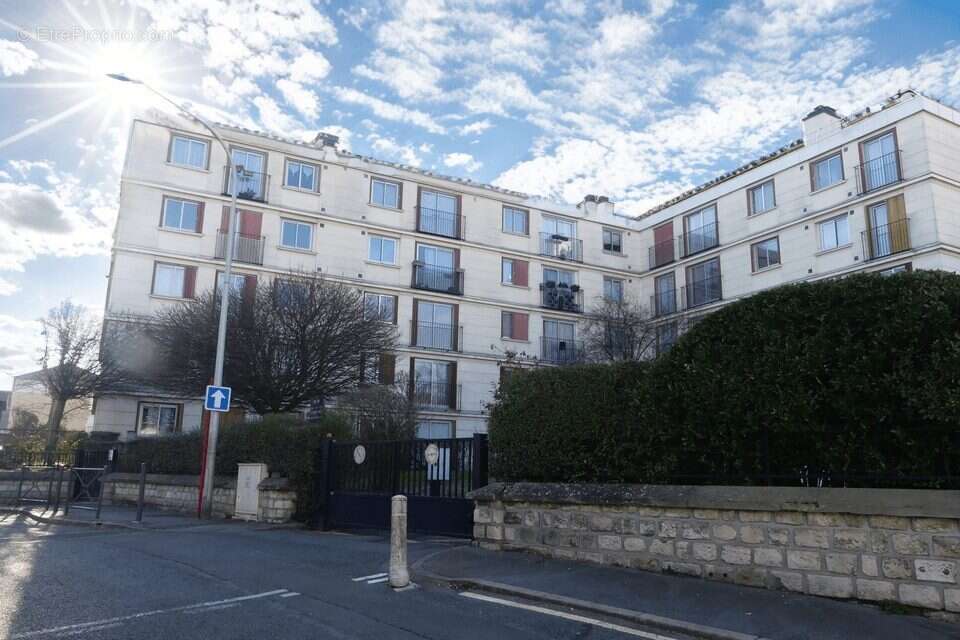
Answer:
[312,132,340,148]
[596,195,614,217]
[802,105,842,145]
[577,194,598,216]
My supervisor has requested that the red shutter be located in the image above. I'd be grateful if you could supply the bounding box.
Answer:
[183,266,197,298]
[411,299,420,345]
[447,363,458,409]
[220,206,230,232]
[240,210,262,237]
[242,274,257,307]
[378,354,396,384]
[195,202,205,233]
[513,313,529,341]
[653,222,674,265]
[514,260,529,287]
[408,357,417,399]
[455,194,463,239]
[452,304,459,350]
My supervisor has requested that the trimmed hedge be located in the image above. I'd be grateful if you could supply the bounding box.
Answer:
[489,271,960,487]
[118,413,351,519]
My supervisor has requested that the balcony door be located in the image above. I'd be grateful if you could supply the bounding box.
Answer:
[416,244,456,291]
[862,132,897,191]
[543,319,576,363]
[684,205,717,255]
[416,300,454,350]
[869,202,892,258]
[229,149,266,200]
[414,359,451,409]
[543,216,576,240]
[419,190,458,237]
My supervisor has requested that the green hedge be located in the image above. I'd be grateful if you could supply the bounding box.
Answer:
[489,271,960,487]
[118,413,351,519]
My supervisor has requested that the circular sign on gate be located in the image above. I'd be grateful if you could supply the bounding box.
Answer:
[424,443,440,466]
[353,445,366,465]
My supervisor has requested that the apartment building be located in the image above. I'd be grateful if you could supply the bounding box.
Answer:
[93,111,640,440]
[636,89,960,351]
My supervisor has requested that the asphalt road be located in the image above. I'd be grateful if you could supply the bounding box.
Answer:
[0,514,696,640]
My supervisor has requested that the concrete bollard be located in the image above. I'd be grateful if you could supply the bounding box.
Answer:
[389,495,410,589]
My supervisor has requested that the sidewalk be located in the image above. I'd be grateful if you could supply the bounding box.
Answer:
[414,545,959,640]
[0,503,245,530]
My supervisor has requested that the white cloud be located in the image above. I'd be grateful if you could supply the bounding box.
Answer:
[276,79,320,120]
[354,51,444,100]
[0,276,18,296]
[0,40,39,77]
[459,119,493,136]
[592,13,655,57]
[333,87,446,134]
[367,134,423,167]
[288,47,332,83]
[443,152,482,173]
[465,73,547,116]
[0,314,39,380]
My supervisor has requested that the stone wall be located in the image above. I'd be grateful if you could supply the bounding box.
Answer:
[103,473,297,523]
[0,469,71,504]
[472,483,960,613]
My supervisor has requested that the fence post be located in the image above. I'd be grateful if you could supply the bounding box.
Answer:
[136,462,147,523]
[64,466,75,516]
[46,466,55,507]
[53,466,64,513]
[471,433,489,490]
[389,495,410,589]
[17,466,25,506]
[95,464,108,522]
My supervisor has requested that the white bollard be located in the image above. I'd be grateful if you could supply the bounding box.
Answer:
[389,494,410,588]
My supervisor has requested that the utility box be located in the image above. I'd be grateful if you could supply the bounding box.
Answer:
[235,463,268,521]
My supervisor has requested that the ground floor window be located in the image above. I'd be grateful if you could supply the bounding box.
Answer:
[137,403,179,436]
[416,420,454,439]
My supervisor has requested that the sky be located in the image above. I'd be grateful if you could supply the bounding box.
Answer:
[0,0,959,387]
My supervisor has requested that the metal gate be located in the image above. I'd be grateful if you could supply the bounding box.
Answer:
[317,434,488,538]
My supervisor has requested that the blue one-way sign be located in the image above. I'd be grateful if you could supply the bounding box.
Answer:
[204,385,232,412]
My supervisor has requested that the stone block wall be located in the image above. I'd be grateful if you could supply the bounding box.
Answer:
[0,469,71,503]
[472,483,960,613]
[104,474,237,517]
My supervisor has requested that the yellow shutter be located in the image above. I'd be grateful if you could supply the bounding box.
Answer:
[887,194,909,253]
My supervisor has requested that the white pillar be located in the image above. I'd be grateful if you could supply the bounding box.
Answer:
[389,495,410,588]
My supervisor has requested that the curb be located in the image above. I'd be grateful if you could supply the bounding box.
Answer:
[411,553,769,640]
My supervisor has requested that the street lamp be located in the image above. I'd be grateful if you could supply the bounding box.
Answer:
[108,73,239,517]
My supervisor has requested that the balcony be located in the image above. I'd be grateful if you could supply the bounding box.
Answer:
[650,289,678,318]
[412,262,465,295]
[681,275,722,310]
[648,238,676,269]
[215,231,265,265]
[540,336,582,364]
[411,381,460,411]
[222,166,269,202]
[412,321,463,352]
[540,282,583,313]
[862,218,911,261]
[539,233,583,262]
[679,223,719,259]
[417,207,465,240]
[855,151,901,195]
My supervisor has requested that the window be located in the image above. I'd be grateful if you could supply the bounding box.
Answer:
[161,197,201,233]
[683,205,718,255]
[415,301,456,350]
[811,152,844,191]
[274,279,306,304]
[603,229,623,253]
[216,272,245,296]
[228,148,267,200]
[603,277,624,302]
[138,403,178,436]
[281,219,313,250]
[748,180,775,215]
[751,237,781,272]
[502,206,529,235]
[363,293,396,323]
[412,359,454,409]
[416,420,453,439]
[685,257,721,308]
[501,258,528,286]
[368,235,397,264]
[169,135,208,169]
[360,353,396,385]
[284,160,318,191]
[501,311,529,341]
[370,178,400,208]
[418,189,459,237]
[542,319,577,363]
[656,323,677,355]
[880,263,911,276]
[153,263,193,298]
[819,215,850,251]
[654,273,676,316]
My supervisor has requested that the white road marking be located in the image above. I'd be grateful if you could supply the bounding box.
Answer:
[460,592,681,640]
[280,592,300,598]
[183,603,241,615]
[11,589,289,639]
[352,572,388,582]
[57,622,124,637]
[366,577,390,584]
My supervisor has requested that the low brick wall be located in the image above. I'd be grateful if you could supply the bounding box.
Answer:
[103,473,297,523]
[472,483,960,613]
[0,469,71,503]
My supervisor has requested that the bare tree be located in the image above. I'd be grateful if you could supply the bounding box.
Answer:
[337,373,418,440]
[582,295,660,362]
[37,301,127,456]
[145,271,398,414]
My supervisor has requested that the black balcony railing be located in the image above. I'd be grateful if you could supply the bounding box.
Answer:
[855,150,901,195]
[862,218,911,261]
[651,289,678,317]
[411,381,460,411]
[539,233,584,262]
[539,282,583,313]
[412,321,463,352]
[648,238,676,269]
[412,263,464,295]
[223,166,269,202]
[679,223,719,258]
[540,336,582,364]
[682,275,722,310]
[417,207,465,240]
[215,230,265,265]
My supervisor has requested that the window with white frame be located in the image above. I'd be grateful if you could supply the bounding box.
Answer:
[502,206,529,235]
[216,272,245,296]
[153,264,186,297]
[371,178,400,208]
[363,292,396,323]
[368,235,397,264]
[603,277,624,302]
[812,152,844,191]
[138,403,178,436]
[751,237,781,272]
[161,197,201,232]
[603,228,623,253]
[416,420,453,439]
[819,215,850,250]
[169,135,208,169]
[281,219,313,250]
[748,180,775,215]
[285,160,318,191]
[501,258,514,284]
